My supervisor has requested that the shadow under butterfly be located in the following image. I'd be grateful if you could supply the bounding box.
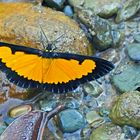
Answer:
[0,29,114,93]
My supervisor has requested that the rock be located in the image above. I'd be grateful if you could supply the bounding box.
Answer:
[109,91,140,128]
[0,111,47,140]
[63,98,80,109]
[8,85,33,100]
[134,34,140,43]
[90,123,124,140]
[97,3,120,18]
[0,123,6,136]
[68,0,84,8]
[111,64,140,93]
[63,5,74,17]
[83,81,103,97]
[127,43,140,61]
[93,17,123,50]
[124,21,140,41]
[0,72,31,101]
[0,3,91,55]
[81,127,91,139]
[127,21,138,29]
[84,0,121,18]
[43,0,65,10]
[69,0,121,18]
[0,98,23,124]
[99,107,110,117]
[0,0,33,2]
[40,99,59,112]
[116,0,140,23]
[87,98,98,108]
[86,110,104,127]
[9,104,32,118]
[0,106,64,140]
[99,48,120,63]
[77,11,124,50]
[58,109,86,133]
[136,134,140,140]
[0,92,7,104]
[123,125,138,139]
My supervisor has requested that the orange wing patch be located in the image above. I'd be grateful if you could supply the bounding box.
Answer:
[0,46,96,84]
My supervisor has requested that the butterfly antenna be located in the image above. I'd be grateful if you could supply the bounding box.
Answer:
[39,25,50,50]
[50,33,65,51]
[40,31,46,50]
[51,33,65,44]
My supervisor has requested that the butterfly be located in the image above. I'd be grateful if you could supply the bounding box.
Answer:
[0,41,114,93]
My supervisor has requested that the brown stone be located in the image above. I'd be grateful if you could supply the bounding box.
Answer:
[0,3,92,55]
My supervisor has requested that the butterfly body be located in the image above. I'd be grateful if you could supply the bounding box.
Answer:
[0,42,114,93]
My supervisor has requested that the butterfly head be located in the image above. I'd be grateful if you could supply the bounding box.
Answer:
[46,43,53,51]
[45,43,57,52]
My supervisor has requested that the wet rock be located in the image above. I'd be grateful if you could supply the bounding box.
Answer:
[40,99,59,112]
[0,106,64,140]
[69,0,121,18]
[0,123,6,135]
[123,125,138,139]
[42,126,59,140]
[0,111,47,140]
[0,92,7,104]
[93,17,123,50]
[98,93,118,113]
[83,81,103,97]
[116,0,140,23]
[86,110,104,127]
[90,123,124,140]
[0,98,23,124]
[99,48,120,63]
[63,98,80,109]
[77,11,124,50]
[127,21,138,29]
[135,134,140,140]
[0,3,91,55]
[112,64,140,93]
[9,104,32,118]
[124,21,140,41]
[0,71,34,101]
[0,0,34,2]
[127,43,140,61]
[99,107,110,117]
[63,5,74,17]
[109,91,140,128]
[81,127,91,139]
[87,98,98,109]
[68,0,84,7]
[97,5,119,18]
[43,0,65,10]
[8,85,32,100]
[134,34,140,43]
[58,109,86,133]
[84,0,120,17]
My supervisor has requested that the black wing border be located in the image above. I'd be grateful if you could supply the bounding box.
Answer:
[0,42,114,93]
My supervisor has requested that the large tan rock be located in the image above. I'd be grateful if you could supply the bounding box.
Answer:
[0,2,92,55]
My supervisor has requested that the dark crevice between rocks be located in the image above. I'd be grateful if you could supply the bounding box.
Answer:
[136,87,140,92]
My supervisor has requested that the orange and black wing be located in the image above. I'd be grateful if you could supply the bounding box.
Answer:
[0,42,114,93]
